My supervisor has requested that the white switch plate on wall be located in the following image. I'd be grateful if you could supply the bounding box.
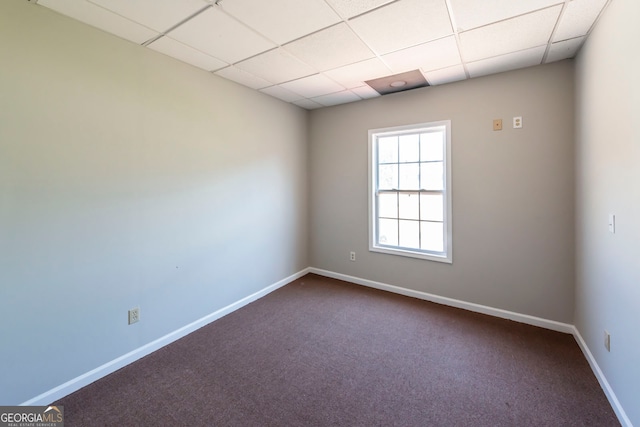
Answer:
[608,214,615,233]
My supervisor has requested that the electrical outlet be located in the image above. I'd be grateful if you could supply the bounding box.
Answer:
[604,330,610,352]
[350,251,356,262]
[513,116,523,128]
[128,307,140,325]
[493,119,502,131]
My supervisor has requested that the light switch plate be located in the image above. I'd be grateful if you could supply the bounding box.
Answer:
[608,214,615,233]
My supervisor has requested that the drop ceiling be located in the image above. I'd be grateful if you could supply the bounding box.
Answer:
[35,0,610,109]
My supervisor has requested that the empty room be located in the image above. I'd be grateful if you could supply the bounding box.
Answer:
[1,0,637,425]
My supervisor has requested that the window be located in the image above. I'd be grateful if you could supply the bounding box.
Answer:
[368,121,452,263]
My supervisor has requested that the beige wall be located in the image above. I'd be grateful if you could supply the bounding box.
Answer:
[0,0,308,404]
[575,0,640,424]
[309,61,575,323]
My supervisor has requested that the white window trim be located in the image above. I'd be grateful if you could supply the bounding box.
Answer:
[368,120,452,264]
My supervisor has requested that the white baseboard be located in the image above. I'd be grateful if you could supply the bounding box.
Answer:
[22,266,631,427]
[572,328,632,427]
[21,268,310,406]
[309,268,574,333]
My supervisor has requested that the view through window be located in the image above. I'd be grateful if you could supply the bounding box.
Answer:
[369,121,452,263]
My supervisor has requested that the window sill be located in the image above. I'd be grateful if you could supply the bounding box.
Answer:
[370,245,452,264]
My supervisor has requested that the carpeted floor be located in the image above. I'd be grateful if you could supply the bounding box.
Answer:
[55,274,620,426]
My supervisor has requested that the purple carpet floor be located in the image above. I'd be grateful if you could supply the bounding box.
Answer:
[55,274,619,426]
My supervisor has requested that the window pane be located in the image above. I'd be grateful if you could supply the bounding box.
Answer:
[378,218,398,246]
[421,221,444,252]
[370,120,450,262]
[399,163,419,189]
[398,193,419,220]
[399,220,420,249]
[378,164,398,190]
[420,194,443,221]
[378,193,398,218]
[421,131,443,161]
[399,133,419,163]
[378,136,398,163]
[420,162,443,190]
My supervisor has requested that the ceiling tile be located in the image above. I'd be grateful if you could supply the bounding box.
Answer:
[168,7,275,64]
[449,0,562,32]
[467,46,546,78]
[215,66,272,90]
[293,99,324,110]
[259,85,304,103]
[460,6,561,62]
[323,58,392,89]
[235,48,316,85]
[220,0,341,45]
[39,0,608,109]
[424,64,467,85]
[148,36,227,72]
[284,23,375,71]
[312,90,362,107]
[280,74,345,98]
[545,36,586,63]
[87,0,207,32]
[325,0,395,19]
[39,0,157,44]
[351,85,381,99]
[553,0,608,42]
[382,36,461,74]
[349,0,453,55]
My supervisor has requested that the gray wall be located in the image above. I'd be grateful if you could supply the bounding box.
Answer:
[0,0,308,404]
[4,0,636,420]
[575,0,640,424]
[309,61,575,323]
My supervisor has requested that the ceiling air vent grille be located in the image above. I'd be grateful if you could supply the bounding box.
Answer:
[365,69,429,96]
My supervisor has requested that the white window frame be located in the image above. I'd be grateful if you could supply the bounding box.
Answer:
[368,120,452,263]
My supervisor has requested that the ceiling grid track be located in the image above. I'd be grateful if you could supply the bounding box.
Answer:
[444,0,470,80]
[34,0,610,109]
